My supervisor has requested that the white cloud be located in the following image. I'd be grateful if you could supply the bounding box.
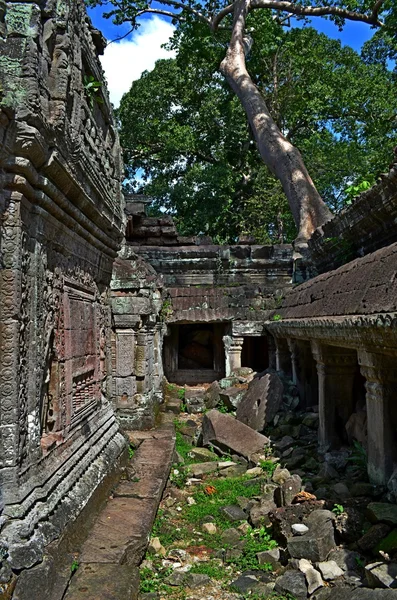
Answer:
[100,17,175,108]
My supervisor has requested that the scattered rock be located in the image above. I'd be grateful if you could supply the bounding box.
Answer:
[220,505,247,522]
[165,571,187,586]
[327,548,362,572]
[274,570,308,600]
[203,381,222,409]
[257,548,281,569]
[230,574,259,594]
[298,558,324,594]
[246,467,263,478]
[317,560,344,580]
[202,523,217,535]
[292,524,309,536]
[186,573,211,587]
[188,462,219,477]
[250,499,277,527]
[272,465,291,485]
[275,474,302,507]
[365,562,397,589]
[358,524,392,552]
[148,537,166,556]
[221,528,242,546]
[333,483,350,499]
[202,409,269,459]
[367,504,397,526]
[188,447,218,462]
[219,387,245,411]
[274,436,295,452]
[236,372,284,432]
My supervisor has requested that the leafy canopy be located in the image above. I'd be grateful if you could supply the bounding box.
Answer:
[118,18,397,242]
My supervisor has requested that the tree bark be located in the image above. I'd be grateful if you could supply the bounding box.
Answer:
[220,0,333,244]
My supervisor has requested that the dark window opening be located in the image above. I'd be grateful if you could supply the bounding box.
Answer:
[178,324,214,370]
[241,336,269,373]
[164,323,226,385]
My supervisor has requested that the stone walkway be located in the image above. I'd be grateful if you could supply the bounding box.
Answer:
[64,412,176,600]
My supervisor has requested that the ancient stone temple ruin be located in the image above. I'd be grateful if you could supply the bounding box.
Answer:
[1,1,397,599]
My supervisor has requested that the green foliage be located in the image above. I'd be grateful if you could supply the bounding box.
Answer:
[116,18,397,242]
[83,75,103,109]
[271,314,282,322]
[332,503,345,516]
[160,298,173,321]
[344,179,373,204]
[128,444,135,460]
[177,388,185,401]
[259,459,277,477]
[228,526,276,572]
[70,559,79,574]
[189,562,225,579]
[139,565,174,594]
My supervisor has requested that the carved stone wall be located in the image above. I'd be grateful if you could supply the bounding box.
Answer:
[0,0,125,591]
[110,250,165,430]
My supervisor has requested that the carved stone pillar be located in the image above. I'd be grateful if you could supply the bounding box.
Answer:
[275,337,292,377]
[358,350,397,485]
[312,342,357,451]
[287,338,299,384]
[223,335,244,376]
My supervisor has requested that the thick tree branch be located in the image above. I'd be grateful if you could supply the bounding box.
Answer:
[212,0,385,30]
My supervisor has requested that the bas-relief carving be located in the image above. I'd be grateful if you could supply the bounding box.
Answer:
[0,0,125,584]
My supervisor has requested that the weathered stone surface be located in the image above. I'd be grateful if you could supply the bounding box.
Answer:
[358,524,392,552]
[366,562,397,589]
[257,548,281,569]
[275,474,302,507]
[219,387,245,411]
[298,559,323,594]
[65,564,139,600]
[250,500,277,527]
[274,570,308,600]
[367,504,397,526]
[236,372,284,431]
[203,381,222,409]
[202,410,269,458]
[287,510,336,562]
[317,560,344,581]
[220,505,248,522]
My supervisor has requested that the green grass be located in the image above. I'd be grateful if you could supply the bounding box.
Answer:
[189,562,225,580]
[185,475,262,529]
[175,429,194,462]
[226,527,276,571]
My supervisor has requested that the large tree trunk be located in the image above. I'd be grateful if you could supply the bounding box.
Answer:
[220,0,333,244]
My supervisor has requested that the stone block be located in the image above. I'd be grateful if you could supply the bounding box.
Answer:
[236,372,283,432]
[202,409,269,459]
[287,510,336,562]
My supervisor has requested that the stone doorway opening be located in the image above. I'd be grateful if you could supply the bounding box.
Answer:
[164,323,226,384]
[241,336,269,373]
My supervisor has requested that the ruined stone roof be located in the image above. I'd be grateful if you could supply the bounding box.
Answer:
[276,240,397,320]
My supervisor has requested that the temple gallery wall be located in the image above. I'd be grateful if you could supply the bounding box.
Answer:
[1,0,397,597]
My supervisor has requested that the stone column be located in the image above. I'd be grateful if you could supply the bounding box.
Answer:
[223,335,244,376]
[275,337,292,377]
[311,342,357,451]
[358,350,397,485]
[114,329,136,408]
[287,338,299,384]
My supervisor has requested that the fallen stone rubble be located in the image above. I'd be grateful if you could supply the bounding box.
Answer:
[138,374,397,599]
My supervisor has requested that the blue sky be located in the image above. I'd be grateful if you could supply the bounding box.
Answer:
[87,6,376,107]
